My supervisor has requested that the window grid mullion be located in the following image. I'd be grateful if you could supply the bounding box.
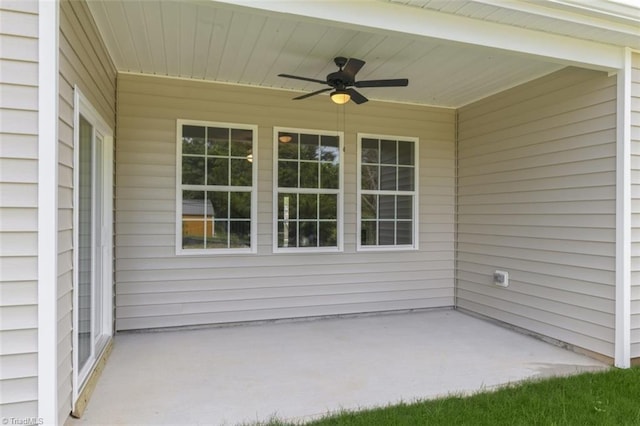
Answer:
[361,189,415,196]
[183,184,252,192]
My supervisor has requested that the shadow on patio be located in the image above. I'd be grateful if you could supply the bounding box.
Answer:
[67,309,608,425]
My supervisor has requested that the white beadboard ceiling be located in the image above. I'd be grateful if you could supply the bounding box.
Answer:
[86,0,639,108]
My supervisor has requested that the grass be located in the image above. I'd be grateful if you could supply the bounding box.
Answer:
[262,367,640,426]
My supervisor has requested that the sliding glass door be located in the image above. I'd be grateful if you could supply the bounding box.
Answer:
[74,89,113,397]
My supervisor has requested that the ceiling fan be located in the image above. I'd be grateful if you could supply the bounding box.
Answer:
[278,57,409,105]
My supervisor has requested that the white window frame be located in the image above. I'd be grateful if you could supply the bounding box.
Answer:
[175,119,258,255]
[273,127,344,253]
[356,133,419,251]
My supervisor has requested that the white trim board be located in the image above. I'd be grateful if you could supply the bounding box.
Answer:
[37,0,60,423]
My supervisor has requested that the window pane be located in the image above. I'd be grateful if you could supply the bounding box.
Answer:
[300,162,319,188]
[182,221,205,249]
[397,195,412,220]
[319,194,337,220]
[278,161,298,187]
[278,220,297,248]
[278,193,297,220]
[229,220,251,248]
[279,133,298,159]
[379,195,395,219]
[361,165,378,190]
[207,127,229,156]
[398,141,414,165]
[398,167,414,191]
[397,221,412,245]
[319,221,337,247]
[230,192,251,219]
[211,220,228,248]
[300,133,319,161]
[230,158,252,186]
[183,125,205,154]
[361,194,377,219]
[230,129,252,157]
[380,140,397,164]
[182,191,205,218]
[361,138,378,163]
[379,221,395,245]
[207,157,228,186]
[320,163,339,189]
[361,221,377,246]
[299,221,318,247]
[182,157,205,185]
[380,166,397,191]
[299,194,317,219]
[182,190,207,249]
[320,135,339,163]
[207,191,228,219]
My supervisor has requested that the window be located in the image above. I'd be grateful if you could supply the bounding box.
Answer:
[274,128,343,252]
[176,120,257,254]
[358,134,418,250]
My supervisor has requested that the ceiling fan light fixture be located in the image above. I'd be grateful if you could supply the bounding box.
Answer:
[330,90,350,105]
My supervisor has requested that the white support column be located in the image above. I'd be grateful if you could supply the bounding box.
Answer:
[38,0,60,423]
[615,47,632,369]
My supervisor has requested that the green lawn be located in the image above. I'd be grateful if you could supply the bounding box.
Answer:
[265,367,640,426]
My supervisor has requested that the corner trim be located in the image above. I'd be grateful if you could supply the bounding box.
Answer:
[37,0,60,423]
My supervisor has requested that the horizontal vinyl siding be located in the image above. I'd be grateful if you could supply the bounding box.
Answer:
[116,73,455,330]
[457,67,617,358]
[631,51,640,359]
[57,0,117,422]
[0,1,39,418]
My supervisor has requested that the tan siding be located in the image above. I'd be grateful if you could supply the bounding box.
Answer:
[115,73,456,330]
[0,1,39,417]
[457,67,617,358]
[57,0,117,422]
[631,52,640,359]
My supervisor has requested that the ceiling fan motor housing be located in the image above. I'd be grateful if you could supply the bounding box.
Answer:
[327,71,352,89]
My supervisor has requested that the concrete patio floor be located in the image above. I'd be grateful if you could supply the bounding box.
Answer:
[67,309,608,425]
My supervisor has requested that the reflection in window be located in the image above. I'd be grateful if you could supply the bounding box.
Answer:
[178,121,256,252]
[359,135,417,249]
[275,128,342,250]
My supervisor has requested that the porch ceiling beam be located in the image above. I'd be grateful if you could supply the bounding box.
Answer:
[473,0,640,36]
[213,0,625,71]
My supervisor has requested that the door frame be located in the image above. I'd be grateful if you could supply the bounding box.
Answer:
[72,86,114,406]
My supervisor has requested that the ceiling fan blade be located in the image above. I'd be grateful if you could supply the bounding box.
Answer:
[355,78,409,88]
[342,58,365,79]
[292,87,333,100]
[278,73,327,85]
[346,88,368,104]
